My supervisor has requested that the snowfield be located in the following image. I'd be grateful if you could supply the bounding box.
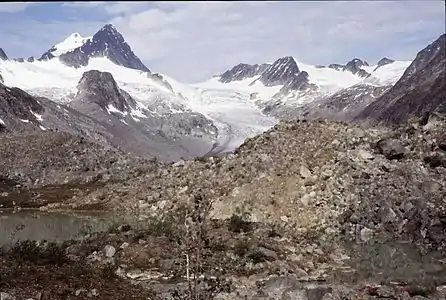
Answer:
[49,33,92,57]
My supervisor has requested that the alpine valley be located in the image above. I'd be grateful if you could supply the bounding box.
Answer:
[1,24,443,163]
[1,23,446,300]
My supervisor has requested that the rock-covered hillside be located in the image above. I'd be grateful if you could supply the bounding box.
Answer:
[4,112,443,299]
[44,113,446,248]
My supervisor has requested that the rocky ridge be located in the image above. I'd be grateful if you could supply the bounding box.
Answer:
[356,34,446,125]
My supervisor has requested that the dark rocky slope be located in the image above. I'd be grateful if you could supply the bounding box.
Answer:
[356,34,446,125]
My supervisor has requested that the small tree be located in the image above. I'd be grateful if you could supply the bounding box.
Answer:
[172,192,229,300]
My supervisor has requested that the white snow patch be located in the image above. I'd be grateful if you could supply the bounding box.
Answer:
[364,61,412,86]
[0,118,4,125]
[130,104,148,121]
[50,33,91,56]
[20,119,29,123]
[31,111,43,121]
[107,104,128,116]
[39,125,47,131]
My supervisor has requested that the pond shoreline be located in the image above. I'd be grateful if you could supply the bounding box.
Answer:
[1,210,446,299]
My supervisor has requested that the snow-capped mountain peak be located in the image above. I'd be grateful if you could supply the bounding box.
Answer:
[37,24,150,73]
[259,56,301,86]
[56,24,150,73]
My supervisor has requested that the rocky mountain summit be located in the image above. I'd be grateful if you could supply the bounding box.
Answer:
[0,71,218,166]
[219,56,315,93]
[219,63,269,83]
[41,24,150,72]
[376,57,395,69]
[327,58,371,75]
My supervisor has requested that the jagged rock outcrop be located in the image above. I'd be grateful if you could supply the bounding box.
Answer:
[357,34,446,125]
[328,63,344,71]
[148,73,174,93]
[58,24,150,72]
[70,70,137,114]
[377,57,395,68]
[39,52,55,61]
[343,58,370,77]
[279,70,314,92]
[27,56,35,63]
[327,59,371,77]
[0,48,7,61]
[219,63,269,83]
[259,56,300,86]
[257,56,314,93]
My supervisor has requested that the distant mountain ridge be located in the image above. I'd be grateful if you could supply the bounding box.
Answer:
[217,55,401,95]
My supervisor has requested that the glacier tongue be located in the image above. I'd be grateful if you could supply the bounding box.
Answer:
[189,87,276,154]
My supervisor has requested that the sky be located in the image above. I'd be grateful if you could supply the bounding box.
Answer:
[0,1,445,83]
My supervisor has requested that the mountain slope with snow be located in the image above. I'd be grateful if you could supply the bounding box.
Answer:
[41,33,92,58]
[1,22,438,160]
[203,55,412,121]
[0,24,280,156]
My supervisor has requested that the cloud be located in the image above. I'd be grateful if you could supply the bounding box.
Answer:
[61,1,154,16]
[60,2,106,8]
[103,1,444,82]
[0,3,34,13]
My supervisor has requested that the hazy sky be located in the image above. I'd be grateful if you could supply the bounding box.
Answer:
[0,1,444,82]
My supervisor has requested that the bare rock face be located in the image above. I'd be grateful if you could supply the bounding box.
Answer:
[219,57,313,93]
[0,48,8,60]
[259,56,301,87]
[374,57,395,71]
[342,58,370,77]
[327,58,371,77]
[70,70,137,114]
[219,63,269,83]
